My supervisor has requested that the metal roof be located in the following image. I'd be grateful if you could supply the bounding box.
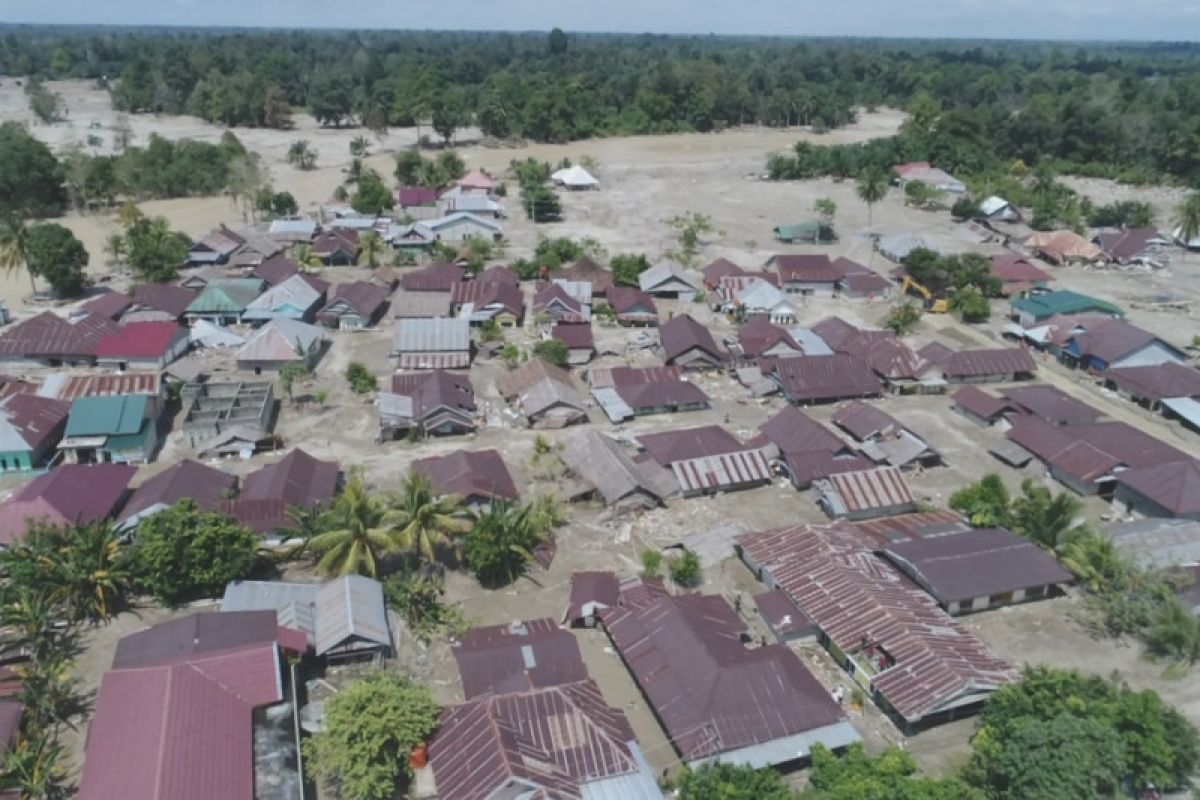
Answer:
[820,466,915,517]
[392,317,470,353]
[671,450,771,494]
[452,618,587,699]
[237,318,326,364]
[769,354,883,403]
[0,392,70,452]
[186,279,264,314]
[659,314,725,365]
[1115,459,1200,518]
[561,429,673,508]
[0,310,120,360]
[0,463,136,545]
[737,522,1016,723]
[243,274,323,320]
[637,425,746,465]
[1002,385,1101,426]
[1105,518,1200,569]
[1010,289,1122,320]
[938,347,1036,379]
[410,449,518,503]
[65,394,148,437]
[1106,363,1200,403]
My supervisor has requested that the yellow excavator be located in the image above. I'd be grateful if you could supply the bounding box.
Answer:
[901,276,949,313]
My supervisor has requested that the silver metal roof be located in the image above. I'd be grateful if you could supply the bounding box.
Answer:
[392,317,470,353]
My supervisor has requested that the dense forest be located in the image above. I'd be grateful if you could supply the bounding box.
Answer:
[4,27,1200,182]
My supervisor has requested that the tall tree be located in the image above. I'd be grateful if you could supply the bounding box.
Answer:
[1174,193,1200,246]
[23,223,88,297]
[390,473,468,566]
[856,168,888,227]
[0,218,31,292]
[308,476,400,578]
[0,121,67,218]
[287,139,317,171]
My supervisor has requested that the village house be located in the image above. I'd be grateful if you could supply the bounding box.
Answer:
[228,231,285,270]
[738,522,1016,731]
[838,263,892,300]
[635,425,772,497]
[437,184,505,217]
[185,278,265,325]
[410,449,519,508]
[267,217,319,243]
[421,212,503,243]
[92,321,190,372]
[892,161,967,194]
[978,196,1020,222]
[1104,363,1200,412]
[78,611,307,800]
[59,393,161,465]
[316,281,390,330]
[495,359,588,429]
[552,164,600,190]
[659,314,726,369]
[379,370,477,439]
[0,311,120,367]
[551,322,595,365]
[224,448,339,538]
[831,401,940,469]
[560,428,675,513]
[390,317,473,370]
[816,465,918,520]
[638,260,703,298]
[768,354,884,404]
[1009,289,1124,326]
[765,254,846,296]
[605,286,658,326]
[590,365,709,421]
[989,253,1053,297]
[187,225,246,266]
[922,345,1037,384]
[1001,384,1103,426]
[242,274,328,325]
[558,256,614,296]
[400,262,467,292]
[729,278,799,324]
[1094,227,1170,266]
[774,220,837,244]
[563,571,671,628]
[248,254,300,287]
[391,290,452,320]
[397,186,439,218]
[0,463,136,546]
[451,618,586,698]
[118,459,238,531]
[1113,460,1200,521]
[532,280,591,323]
[751,405,868,489]
[126,282,198,323]
[222,575,391,661]
[237,318,327,374]
[602,591,860,767]
[734,317,805,361]
[386,220,437,249]
[1060,318,1187,372]
[878,528,1074,615]
[82,290,134,322]
[0,393,70,474]
[450,280,524,326]
[311,228,361,265]
[952,386,1019,427]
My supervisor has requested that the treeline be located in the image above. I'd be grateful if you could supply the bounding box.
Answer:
[5,27,1200,156]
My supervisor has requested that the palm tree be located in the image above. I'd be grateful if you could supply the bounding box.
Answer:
[287,139,317,171]
[1146,599,1200,665]
[0,734,67,799]
[1010,480,1083,552]
[1174,193,1200,247]
[307,476,400,578]
[0,589,79,667]
[391,472,468,565]
[0,218,34,293]
[856,168,888,228]
[343,157,364,186]
[464,500,543,587]
[360,232,384,268]
[40,523,130,623]
[292,244,324,271]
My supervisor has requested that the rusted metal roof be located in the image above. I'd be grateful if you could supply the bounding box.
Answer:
[769,354,883,403]
[400,262,466,292]
[832,401,904,441]
[671,449,772,495]
[0,463,136,546]
[737,522,1016,724]
[410,449,517,504]
[660,314,724,365]
[636,425,745,465]
[1115,459,1200,518]
[951,386,1014,422]
[452,618,587,699]
[43,372,161,402]
[1002,385,1101,426]
[822,466,915,517]
[240,448,338,510]
[850,511,971,546]
[0,311,120,360]
[939,347,1036,379]
[756,405,847,456]
[1106,363,1200,403]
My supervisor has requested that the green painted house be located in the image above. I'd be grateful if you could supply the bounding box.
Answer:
[1009,290,1124,326]
[184,278,265,325]
[59,394,160,465]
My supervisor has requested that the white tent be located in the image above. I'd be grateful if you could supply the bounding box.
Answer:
[551,165,599,190]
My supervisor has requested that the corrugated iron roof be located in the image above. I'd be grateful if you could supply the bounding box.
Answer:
[823,466,915,516]
[769,354,883,403]
[65,394,149,437]
[939,347,1036,379]
[659,314,725,365]
[186,279,264,314]
[410,449,517,503]
[237,318,325,364]
[392,317,470,353]
[452,618,586,699]
[0,311,120,360]
[1106,363,1200,402]
[637,425,745,465]
[671,449,771,494]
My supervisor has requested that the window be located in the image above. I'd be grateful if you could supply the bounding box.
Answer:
[989,592,1014,607]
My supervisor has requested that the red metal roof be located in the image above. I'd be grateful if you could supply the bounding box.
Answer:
[990,253,1053,285]
[0,392,70,451]
[671,449,772,494]
[0,463,135,545]
[604,286,657,317]
[951,386,1014,421]
[832,401,904,441]
[770,254,844,283]
[1007,415,1188,478]
[1001,385,1101,426]
[239,448,338,509]
[737,317,802,359]
[321,281,390,319]
[769,354,883,403]
[1067,318,1165,364]
[0,311,120,360]
[702,257,750,287]
[756,405,846,456]
[782,451,873,488]
[82,290,134,321]
[737,522,1016,723]
[754,589,815,637]
[52,372,161,401]
[1115,459,1200,517]
[398,186,438,207]
[602,593,850,761]
[452,618,587,699]
[134,282,198,317]
[637,425,745,465]
[251,255,301,286]
[564,571,621,624]
[1106,363,1200,402]
[94,322,186,360]
[939,347,1036,379]
[401,262,466,292]
[121,460,237,522]
[410,448,517,503]
[552,322,594,350]
[430,680,648,800]
[614,378,709,411]
[850,511,971,546]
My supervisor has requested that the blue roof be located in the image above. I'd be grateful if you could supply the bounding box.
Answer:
[65,395,149,437]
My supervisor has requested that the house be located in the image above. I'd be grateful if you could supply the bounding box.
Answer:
[560,428,674,513]
[430,680,661,800]
[0,393,70,474]
[1104,517,1200,570]
[38,373,163,404]
[495,359,588,428]
[558,257,614,297]
[638,260,703,298]
[267,217,318,243]
[731,279,798,324]
[925,346,1037,384]
[0,463,136,545]
[1113,460,1200,521]
[452,618,586,698]
[242,274,326,325]
[397,186,438,214]
[410,449,518,507]
[774,220,837,244]
[316,281,390,330]
[437,186,505,217]
[752,405,866,489]
[92,322,189,372]
[879,529,1074,615]
[702,257,751,288]
[221,575,391,660]
[391,290,451,320]
[735,317,805,361]
[59,394,160,465]
[602,592,860,767]
[605,286,658,326]
[591,365,710,421]
[1095,227,1169,266]
[990,254,1052,296]
[1105,363,1200,411]
[237,318,327,373]
[78,612,306,800]
[185,278,265,325]
[227,232,284,269]
[118,459,237,530]
[401,262,467,293]
[551,164,599,190]
[1009,290,1123,326]
[180,380,274,452]
[532,280,591,323]
[737,522,1016,730]
[816,466,917,520]
[768,355,883,404]
[832,401,940,469]
[127,282,198,323]
[380,370,476,439]
[551,322,595,365]
[951,386,1017,427]
[81,290,134,322]
[892,162,966,194]
[636,425,772,497]
[1002,384,1102,426]
[765,254,845,296]
[849,510,972,545]
[659,314,726,369]
[311,228,360,265]
[226,448,339,536]
[450,280,524,326]
[187,225,246,266]
[387,221,437,249]
[389,317,472,370]
[0,311,120,367]
[1061,318,1186,372]
[456,168,497,193]
[978,196,1019,222]
[423,212,503,243]
[1024,230,1102,265]
[876,233,937,263]
[838,262,892,300]
[564,571,620,627]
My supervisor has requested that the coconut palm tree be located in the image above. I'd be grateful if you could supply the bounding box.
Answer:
[0,734,67,799]
[1174,193,1200,247]
[292,243,324,271]
[463,500,544,587]
[856,168,888,228]
[391,472,468,565]
[360,231,384,268]
[307,476,400,578]
[0,218,34,293]
[38,522,130,623]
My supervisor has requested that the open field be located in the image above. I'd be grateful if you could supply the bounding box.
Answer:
[3,79,1200,790]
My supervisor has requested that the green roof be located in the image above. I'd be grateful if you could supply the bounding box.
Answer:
[774,220,836,243]
[65,395,149,437]
[1010,290,1124,321]
[186,279,264,314]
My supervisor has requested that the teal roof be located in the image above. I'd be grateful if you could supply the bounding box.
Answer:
[66,395,149,437]
[1010,290,1124,320]
[186,279,264,314]
[774,220,836,242]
